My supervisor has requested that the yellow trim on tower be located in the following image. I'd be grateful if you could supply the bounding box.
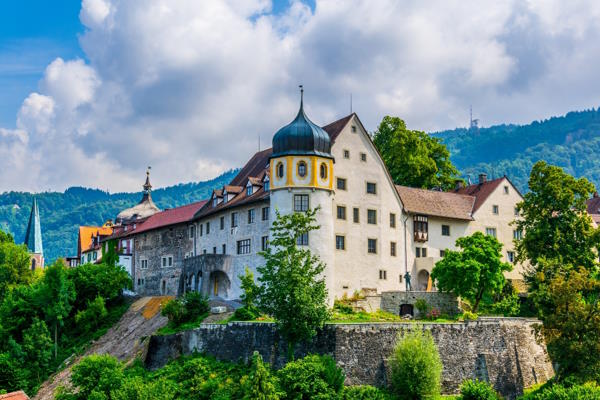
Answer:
[285,156,293,186]
[328,159,334,190]
[311,157,318,187]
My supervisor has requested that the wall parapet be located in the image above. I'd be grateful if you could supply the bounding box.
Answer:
[145,319,553,399]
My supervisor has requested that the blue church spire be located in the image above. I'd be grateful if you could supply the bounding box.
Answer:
[24,197,43,256]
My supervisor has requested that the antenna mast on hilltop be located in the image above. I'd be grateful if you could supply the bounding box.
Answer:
[469,105,479,130]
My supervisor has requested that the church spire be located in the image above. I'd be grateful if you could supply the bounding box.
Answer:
[24,197,43,256]
[143,166,152,193]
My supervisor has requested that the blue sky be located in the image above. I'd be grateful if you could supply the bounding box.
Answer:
[1,1,599,192]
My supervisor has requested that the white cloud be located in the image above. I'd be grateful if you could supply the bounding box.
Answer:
[2,0,600,192]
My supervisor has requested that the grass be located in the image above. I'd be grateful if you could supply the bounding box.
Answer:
[156,313,209,335]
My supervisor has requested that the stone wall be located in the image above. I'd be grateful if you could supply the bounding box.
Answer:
[380,291,460,318]
[146,319,553,399]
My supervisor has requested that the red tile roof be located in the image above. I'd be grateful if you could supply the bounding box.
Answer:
[454,177,507,213]
[322,113,355,144]
[587,194,600,215]
[124,200,207,236]
[230,148,272,186]
[0,392,29,400]
[396,185,475,220]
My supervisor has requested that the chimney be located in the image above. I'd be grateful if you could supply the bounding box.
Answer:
[478,173,487,184]
[455,180,464,190]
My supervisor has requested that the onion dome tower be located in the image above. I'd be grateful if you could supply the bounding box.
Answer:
[116,168,160,224]
[269,86,335,304]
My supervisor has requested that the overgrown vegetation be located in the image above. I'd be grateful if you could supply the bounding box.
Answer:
[0,231,132,395]
[158,291,210,335]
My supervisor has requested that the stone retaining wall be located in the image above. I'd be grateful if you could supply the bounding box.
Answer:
[145,319,553,399]
[381,291,460,317]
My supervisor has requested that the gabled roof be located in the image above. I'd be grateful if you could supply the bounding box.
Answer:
[24,197,43,255]
[124,200,208,236]
[322,113,355,144]
[587,193,600,215]
[454,177,508,213]
[230,148,272,186]
[396,185,475,220]
[78,225,114,255]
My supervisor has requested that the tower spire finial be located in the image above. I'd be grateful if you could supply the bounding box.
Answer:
[143,166,152,193]
[299,84,304,109]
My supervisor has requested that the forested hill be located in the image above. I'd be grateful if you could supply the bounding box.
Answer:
[0,169,238,263]
[433,108,600,192]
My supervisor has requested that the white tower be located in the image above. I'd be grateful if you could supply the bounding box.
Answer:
[269,87,336,304]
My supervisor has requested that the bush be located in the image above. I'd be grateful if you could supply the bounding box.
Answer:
[161,292,209,327]
[341,385,392,399]
[459,379,501,400]
[415,299,430,317]
[59,354,124,400]
[463,311,478,321]
[520,381,600,400]
[333,300,354,315]
[75,296,108,333]
[161,298,186,325]
[233,306,260,321]
[241,351,281,400]
[278,354,345,399]
[388,328,442,399]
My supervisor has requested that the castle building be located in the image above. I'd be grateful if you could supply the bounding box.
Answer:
[24,197,44,270]
[96,91,525,302]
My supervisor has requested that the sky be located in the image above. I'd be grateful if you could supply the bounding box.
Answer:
[1,0,600,193]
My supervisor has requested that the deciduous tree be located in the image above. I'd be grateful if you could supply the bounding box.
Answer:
[373,116,461,190]
[257,208,330,359]
[431,232,512,312]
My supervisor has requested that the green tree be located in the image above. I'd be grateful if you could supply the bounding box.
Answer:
[257,209,330,360]
[0,229,35,298]
[75,296,108,334]
[373,116,461,190]
[58,354,124,400]
[241,351,281,400]
[389,328,443,400]
[234,268,261,321]
[68,262,131,311]
[39,261,75,359]
[515,161,599,273]
[22,318,53,384]
[277,354,345,399]
[432,232,512,312]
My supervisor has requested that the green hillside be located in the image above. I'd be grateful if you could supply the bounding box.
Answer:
[0,170,238,263]
[433,108,600,192]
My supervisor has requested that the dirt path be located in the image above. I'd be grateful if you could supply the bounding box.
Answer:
[34,296,171,400]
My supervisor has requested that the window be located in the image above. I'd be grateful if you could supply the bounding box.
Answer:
[264,180,270,191]
[141,259,148,269]
[231,212,238,228]
[222,244,226,254]
[414,215,428,238]
[416,247,421,258]
[212,198,217,207]
[343,149,350,159]
[297,232,309,246]
[486,227,497,238]
[294,194,309,212]
[360,152,367,162]
[206,222,210,234]
[368,238,377,254]
[367,209,377,224]
[248,209,255,224]
[237,239,251,254]
[390,242,397,257]
[366,182,377,194]
[93,251,97,261]
[514,207,519,217]
[513,229,523,240]
[507,251,515,263]
[262,207,269,220]
[320,163,328,179]
[247,185,253,196]
[220,216,225,230]
[493,205,499,214]
[189,225,195,239]
[203,249,207,254]
[261,236,269,251]
[442,225,450,236]
[213,246,217,254]
[352,125,357,133]
[297,161,307,177]
[504,185,509,194]
[353,207,360,223]
[389,213,396,228]
[200,224,203,236]
[276,162,284,178]
[337,177,347,190]
[336,235,345,250]
[223,193,228,204]
[379,270,387,280]
[416,247,427,258]
[337,205,346,220]
[440,250,446,257]
[161,256,173,268]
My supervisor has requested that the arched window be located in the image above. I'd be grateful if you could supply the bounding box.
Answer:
[297,161,307,177]
[320,163,328,180]
[277,162,284,178]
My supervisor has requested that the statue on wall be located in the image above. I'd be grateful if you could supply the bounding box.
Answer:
[404,271,412,291]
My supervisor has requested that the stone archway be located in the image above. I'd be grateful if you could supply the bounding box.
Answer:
[417,270,430,291]
[195,272,202,293]
[209,271,231,298]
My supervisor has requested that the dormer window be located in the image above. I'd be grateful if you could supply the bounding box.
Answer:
[223,192,228,204]
[212,198,217,207]
[246,183,253,196]
[263,176,270,192]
